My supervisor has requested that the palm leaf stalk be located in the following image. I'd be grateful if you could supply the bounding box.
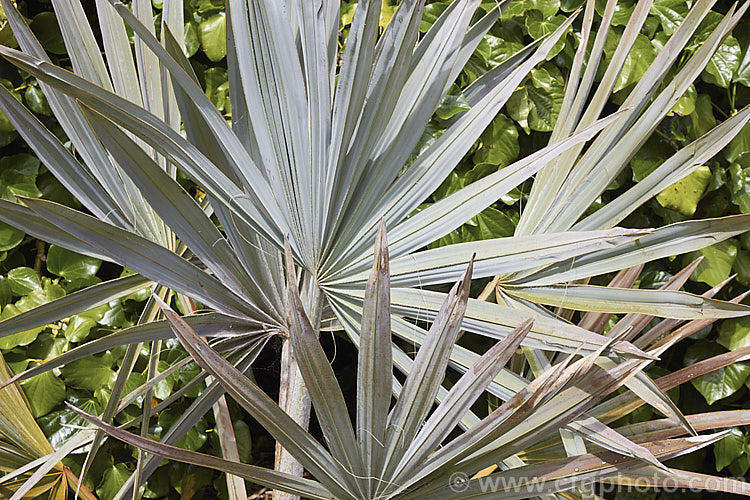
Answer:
[0,0,746,497]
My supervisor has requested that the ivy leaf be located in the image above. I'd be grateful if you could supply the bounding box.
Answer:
[690,94,718,140]
[234,419,252,463]
[1,153,41,177]
[97,464,131,500]
[685,240,738,287]
[340,3,357,27]
[15,280,65,311]
[603,32,657,93]
[729,452,750,477]
[64,314,98,343]
[20,369,66,418]
[158,404,208,451]
[735,21,750,86]
[631,136,668,182]
[184,22,200,58]
[379,3,397,28]
[718,316,750,351]
[725,123,750,165]
[594,0,635,25]
[525,12,568,58]
[715,428,746,472]
[436,92,470,120]
[29,12,66,55]
[153,359,180,400]
[465,206,516,240]
[650,0,688,36]
[0,169,42,202]
[198,12,226,62]
[0,304,43,348]
[7,267,41,295]
[507,86,532,133]
[655,165,711,216]
[46,245,101,280]
[0,220,23,252]
[61,355,117,392]
[729,162,750,213]
[671,84,697,116]
[504,0,561,19]
[702,36,741,89]
[734,249,750,287]
[38,402,92,450]
[204,67,229,113]
[472,114,520,167]
[684,340,750,405]
[24,85,52,116]
[0,79,21,134]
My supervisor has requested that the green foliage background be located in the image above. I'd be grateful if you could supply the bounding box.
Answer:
[0,0,749,497]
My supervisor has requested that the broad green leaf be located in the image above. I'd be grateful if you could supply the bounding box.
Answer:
[714,428,745,472]
[472,114,519,167]
[96,463,131,500]
[735,21,750,86]
[690,94,718,139]
[184,21,200,57]
[0,307,42,348]
[20,369,65,418]
[46,245,101,280]
[203,67,229,113]
[724,123,750,165]
[630,136,668,182]
[1,153,41,177]
[158,405,208,451]
[0,220,23,251]
[29,12,66,55]
[702,35,740,88]
[603,31,658,93]
[503,0,561,19]
[64,314,98,343]
[24,85,52,116]
[198,13,226,62]
[466,206,516,240]
[7,267,41,296]
[60,355,117,392]
[735,249,750,286]
[718,316,750,351]
[153,359,180,400]
[671,84,697,116]
[685,240,738,287]
[420,2,450,32]
[233,419,252,463]
[0,169,42,201]
[510,67,566,133]
[650,0,688,35]
[729,162,750,213]
[506,86,532,133]
[655,165,711,216]
[379,3,397,28]
[525,12,568,57]
[684,340,750,405]
[435,92,471,120]
[0,79,20,133]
